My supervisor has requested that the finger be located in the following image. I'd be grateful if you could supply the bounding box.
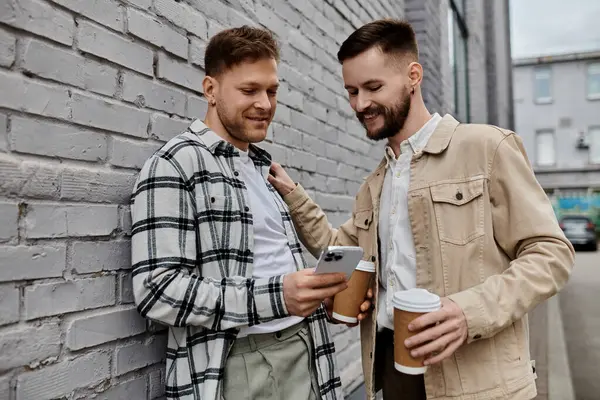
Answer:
[323,297,334,313]
[366,288,373,299]
[424,337,463,365]
[410,330,457,358]
[359,300,371,312]
[405,319,457,348]
[305,272,347,288]
[408,308,447,331]
[267,174,276,184]
[269,162,281,174]
[309,282,349,301]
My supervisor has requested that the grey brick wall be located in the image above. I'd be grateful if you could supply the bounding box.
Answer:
[0,1,404,399]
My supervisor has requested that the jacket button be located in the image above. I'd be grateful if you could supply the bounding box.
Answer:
[364,219,369,225]
[211,197,216,203]
[455,192,463,200]
[371,256,376,262]
[245,249,251,255]
[275,331,282,338]
[473,334,481,340]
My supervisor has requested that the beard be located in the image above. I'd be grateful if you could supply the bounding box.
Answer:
[216,99,271,144]
[356,90,411,141]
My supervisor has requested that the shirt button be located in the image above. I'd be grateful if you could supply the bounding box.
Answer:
[245,249,251,255]
[371,256,376,262]
[244,206,250,212]
[210,197,216,203]
[234,171,239,177]
[473,334,481,340]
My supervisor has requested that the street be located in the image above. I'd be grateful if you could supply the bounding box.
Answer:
[560,248,600,400]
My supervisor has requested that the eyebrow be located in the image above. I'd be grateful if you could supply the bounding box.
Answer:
[239,81,280,89]
[344,79,382,90]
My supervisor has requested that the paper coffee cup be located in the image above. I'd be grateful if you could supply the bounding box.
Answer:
[332,262,376,324]
[392,288,441,375]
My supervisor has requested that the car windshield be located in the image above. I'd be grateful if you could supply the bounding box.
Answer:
[562,217,590,228]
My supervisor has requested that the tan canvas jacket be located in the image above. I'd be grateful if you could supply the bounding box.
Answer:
[283,114,575,400]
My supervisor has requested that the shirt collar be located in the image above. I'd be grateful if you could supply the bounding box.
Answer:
[188,119,272,170]
[384,113,442,168]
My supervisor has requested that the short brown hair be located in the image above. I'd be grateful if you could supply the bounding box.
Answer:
[204,25,280,77]
[337,19,418,64]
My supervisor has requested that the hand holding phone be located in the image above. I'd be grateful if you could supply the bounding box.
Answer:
[314,246,364,280]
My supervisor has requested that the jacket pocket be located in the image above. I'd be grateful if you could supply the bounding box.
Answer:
[430,178,485,245]
[353,209,373,230]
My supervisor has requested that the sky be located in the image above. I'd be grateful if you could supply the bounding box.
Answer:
[510,0,600,59]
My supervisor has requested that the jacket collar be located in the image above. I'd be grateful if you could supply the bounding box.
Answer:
[422,114,460,155]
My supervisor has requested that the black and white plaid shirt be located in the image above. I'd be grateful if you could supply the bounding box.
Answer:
[131,120,343,400]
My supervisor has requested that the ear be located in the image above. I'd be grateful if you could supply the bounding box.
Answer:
[203,75,218,106]
[408,61,423,90]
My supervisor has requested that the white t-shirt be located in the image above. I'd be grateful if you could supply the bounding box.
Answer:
[236,150,303,337]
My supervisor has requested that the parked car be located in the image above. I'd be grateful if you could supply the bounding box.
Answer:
[559,215,598,251]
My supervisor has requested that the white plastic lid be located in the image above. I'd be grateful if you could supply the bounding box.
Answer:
[392,288,441,313]
[355,261,376,273]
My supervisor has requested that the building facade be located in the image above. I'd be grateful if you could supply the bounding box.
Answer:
[513,51,600,223]
[0,0,512,398]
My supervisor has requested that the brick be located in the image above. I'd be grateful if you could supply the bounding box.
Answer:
[60,167,137,204]
[0,71,71,119]
[24,276,116,320]
[0,375,9,399]
[0,0,74,45]
[50,0,123,31]
[340,134,367,154]
[122,72,187,116]
[0,323,61,371]
[337,95,354,117]
[0,155,62,200]
[157,52,205,94]
[326,177,346,194]
[118,273,134,303]
[273,103,291,125]
[287,150,317,172]
[207,20,225,40]
[301,172,327,192]
[326,110,346,130]
[71,92,150,138]
[346,119,364,137]
[0,113,6,153]
[154,0,208,39]
[21,38,118,97]
[96,377,147,400]
[124,0,150,8]
[315,192,354,212]
[119,206,132,235]
[0,285,19,326]
[189,37,206,68]
[9,116,108,162]
[279,63,313,94]
[0,245,66,282]
[290,110,319,135]
[316,158,338,176]
[78,20,153,76]
[71,241,131,273]
[313,85,337,109]
[148,369,165,399]
[0,27,16,67]
[114,334,167,375]
[127,8,187,59]
[260,142,288,165]
[66,307,146,350]
[17,352,110,400]
[150,114,190,142]
[255,5,287,38]
[185,0,228,22]
[272,1,302,27]
[24,204,118,238]
[278,82,304,111]
[110,137,162,169]
[187,95,208,119]
[289,29,315,58]
[228,8,258,28]
[272,123,302,149]
[0,202,18,240]
[302,134,328,158]
[304,101,328,122]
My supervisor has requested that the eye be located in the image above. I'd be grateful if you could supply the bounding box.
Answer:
[241,89,256,95]
[267,90,277,96]
[367,85,382,92]
[347,89,358,97]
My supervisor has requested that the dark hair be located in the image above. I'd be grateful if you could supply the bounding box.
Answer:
[337,19,419,64]
[205,26,280,77]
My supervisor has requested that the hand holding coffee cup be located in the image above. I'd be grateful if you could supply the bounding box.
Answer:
[392,288,441,374]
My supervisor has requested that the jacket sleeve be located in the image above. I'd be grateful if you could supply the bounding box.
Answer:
[131,155,289,330]
[448,133,575,343]
[283,183,360,259]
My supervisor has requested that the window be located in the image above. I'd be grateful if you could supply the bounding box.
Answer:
[587,63,600,99]
[448,0,469,122]
[590,127,600,164]
[534,66,552,103]
[536,130,555,166]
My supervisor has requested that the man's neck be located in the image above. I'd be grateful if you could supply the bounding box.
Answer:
[387,104,432,158]
[203,110,249,152]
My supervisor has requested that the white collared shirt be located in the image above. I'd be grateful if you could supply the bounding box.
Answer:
[376,113,442,330]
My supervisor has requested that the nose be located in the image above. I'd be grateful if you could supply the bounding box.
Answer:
[355,93,371,113]
[254,92,272,111]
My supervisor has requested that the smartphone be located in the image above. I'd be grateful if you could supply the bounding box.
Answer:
[314,246,364,279]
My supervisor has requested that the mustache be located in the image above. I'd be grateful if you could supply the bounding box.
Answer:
[356,105,386,121]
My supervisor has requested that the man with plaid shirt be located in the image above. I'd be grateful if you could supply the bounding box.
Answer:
[131,26,367,400]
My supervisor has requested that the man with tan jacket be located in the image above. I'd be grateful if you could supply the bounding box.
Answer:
[268,19,575,400]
